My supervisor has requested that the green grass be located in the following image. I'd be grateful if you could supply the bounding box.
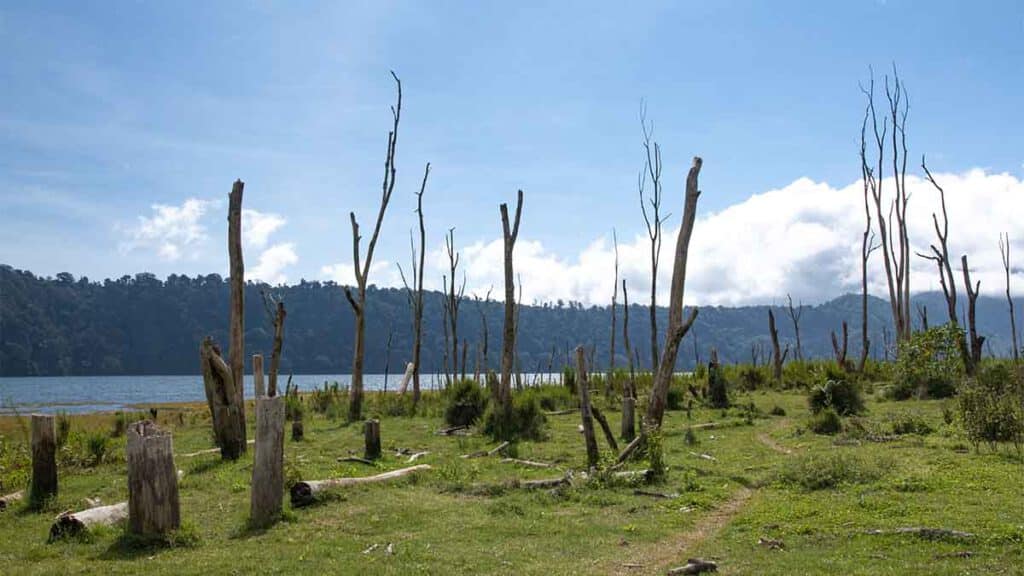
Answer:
[1,390,1021,575]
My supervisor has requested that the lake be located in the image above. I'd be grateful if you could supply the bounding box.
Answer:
[0,373,562,414]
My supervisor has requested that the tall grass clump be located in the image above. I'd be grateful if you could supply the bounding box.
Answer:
[444,379,487,427]
[958,362,1024,452]
[778,452,884,490]
[890,324,964,400]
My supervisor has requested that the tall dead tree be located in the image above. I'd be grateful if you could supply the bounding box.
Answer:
[768,309,788,383]
[608,229,619,397]
[962,255,984,368]
[831,321,850,372]
[645,157,702,428]
[1000,233,1019,362]
[576,346,600,469]
[639,104,669,373]
[200,338,245,459]
[261,291,286,398]
[345,72,401,422]
[475,288,492,375]
[862,66,912,345]
[498,190,524,411]
[397,163,430,405]
[858,111,881,372]
[621,278,636,440]
[785,294,804,361]
[918,157,973,372]
[443,228,465,385]
[227,180,247,448]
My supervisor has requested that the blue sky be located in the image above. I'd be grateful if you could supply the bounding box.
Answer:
[2,1,1022,305]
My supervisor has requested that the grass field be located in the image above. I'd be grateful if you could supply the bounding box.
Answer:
[0,388,1021,575]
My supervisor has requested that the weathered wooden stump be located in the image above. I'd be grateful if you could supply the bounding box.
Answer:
[127,421,180,536]
[621,397,636,441]
[49,502,128,541]
[575,347,599,469]
[364,419,381,460]
[292,417,304,441]
[200,337,245,460]
[31,414,58,504]
[250,396,285,527]
[253,354,265,398]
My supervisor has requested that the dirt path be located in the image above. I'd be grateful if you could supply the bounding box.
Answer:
[755,431,793,455]
[611,487,755,575]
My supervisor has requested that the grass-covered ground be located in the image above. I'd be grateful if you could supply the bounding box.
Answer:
[0,388,1021,575]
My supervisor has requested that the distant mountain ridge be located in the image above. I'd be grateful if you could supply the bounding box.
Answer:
[1,265,1019,376]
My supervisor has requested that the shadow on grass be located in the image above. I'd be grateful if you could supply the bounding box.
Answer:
[228,510,297,541]
[186,457,227,475]
[98,526,200,560]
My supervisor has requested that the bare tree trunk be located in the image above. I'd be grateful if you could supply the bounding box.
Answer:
[622,279,635,400]
[383,326,394,392]
[768,309,787,383]
[268,301,285,397]
[364,418,381,461]
[228,179,247,449]
[646,157,703,429]
[785,294,804,361]
[200,337,244,459]
[461,339,468,382]
[608,229,619,397]
[499,190,524,411]
[31,414,57,504]
[126,421,180,536]
[1000,233,1019,363]
[858,122,878,372]
[444,228,465,386]
[397,164,430,405]
[290,465,431,507]
[962,255,984,369]
[345,72,402,422]
[832,321,849,372]
[576,346,600,469]
[250,395,284,528]
[253,354,265,398]
[639,104,665,372]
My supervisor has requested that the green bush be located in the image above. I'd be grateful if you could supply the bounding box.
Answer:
[778,452,883,490]
[56,412,71,447]
[738,366,767,391]
[86,433,110,466]
[444,379,487,427]
[958,363,1024,451]
[482,393,547,442]
[769,405,787,417]
[888,410,933,436]
[666,385,685,411]
[707,363,729,409]
[808,378,865,416]
[809,408,842,435]
[891,324,964,400]
[310,382,346,414]
[529,385,575,412]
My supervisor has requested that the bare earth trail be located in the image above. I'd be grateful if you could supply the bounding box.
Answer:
[610,420,795,575]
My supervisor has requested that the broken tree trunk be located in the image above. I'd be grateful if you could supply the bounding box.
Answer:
[0,490,23,511]
[49,502,128,541]
[590,406,619,452]
[498,190,524,412]
[646,157,703,428]
[253,354,265,398]
[291,416,304,441]
[250,395,285,528]
[621,396,636,441]
[228,179,247,449]
[962,255,984,372]
[398,362,415,395]
[200,337,245,460]
[667,558,718,574]
[768,308,786,383]
[576,346,600,469]
[364,419,381,460]
[31,414,57,504]
[290,465,432,507]
[268,301,286,397]
[831,321,850,372]
[126,421,180,536]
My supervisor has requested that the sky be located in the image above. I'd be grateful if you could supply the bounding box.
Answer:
[1,1,1023,307]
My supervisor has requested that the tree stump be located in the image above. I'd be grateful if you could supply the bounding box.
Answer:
[250,396,285,527]
[253,354,265,398]
[575,347,600,469]
[621,397,636,441]
[200,337,245,460]
[31,414,58,504]
[127,421,180,536]
[292,417,304,441]
[364,419,381,460]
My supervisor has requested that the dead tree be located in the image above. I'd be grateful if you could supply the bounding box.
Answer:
[916,304,929,331]
[227,179,247,448]
[261,291,286,397]
[962,255,984,368]
[858,111,881,371]
[622,279,635,399]
[785,294,804,361]
[576,346,600,469]
[608,228,619,397]
[862,66,912,345]
[918,156,972,372]
[397,163,430,405]
[498,190,524,412]
[474,288,493,377]
[200,337,245,459]
[383,325,394,392]
[30,414,57,504]
[768,309,788,383]
[126,421,180,536]
[639,103,669,372]
[443,228,465,385]
[250,392,285,527]
[645,157,702,429]
[345,72,401,422]
[831,321,850,371]
[1000,233,1019,362]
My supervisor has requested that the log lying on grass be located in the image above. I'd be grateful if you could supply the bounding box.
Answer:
[290,465,432,507]
[435,424,470,436]
[0,490,24,511]
[667,558,718,574]
[500,458,554,469]
[49,502,128,541]
[461,440,509,459]
[864,527,975,540]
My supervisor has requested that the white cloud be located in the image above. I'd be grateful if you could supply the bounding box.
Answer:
[242,209,285,249]
[411,169,1024,307]
[250,242,298,285]
[320,260,398,287]
[119,198,212,261]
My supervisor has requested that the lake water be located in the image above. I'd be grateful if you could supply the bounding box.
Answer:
[0,373,561,415]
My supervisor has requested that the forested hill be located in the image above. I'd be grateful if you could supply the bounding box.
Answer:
[1,265,1019,376]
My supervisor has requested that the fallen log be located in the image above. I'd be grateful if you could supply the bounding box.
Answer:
[461,441,510,459]
[0,490,23,511]
[501,458,554,469]
[864,527,975,540]
[290,465,432,507]
[667,558,718,574]
[543,409,576,416]
[591,406,619,452]
[338,456,376,466]
[49,502,128,541]
[407,451,429,463]
[436,425,470,436]
[615,434,644,467]
[688,451,717,462]
[519,475,571,490]
[634,489,679,499]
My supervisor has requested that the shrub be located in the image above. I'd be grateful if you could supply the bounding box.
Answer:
[891,324,964,400]
[809,408,842,435]
[531,385,575,412]
[646,428,667,483]
[707,363,729,409]
[666,385,685,411]
[56,412,71,447]
[444,379,487,427]
[958,363,1024,451]
[562,367,577,395]
[769,405,787,417]
[808,379,865,416]
[888,410,933,436]
[778,452,883,490]
[482,394,547,442]
[310,382,346,415]
[738,366,767,391]
[86,433,110,466]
